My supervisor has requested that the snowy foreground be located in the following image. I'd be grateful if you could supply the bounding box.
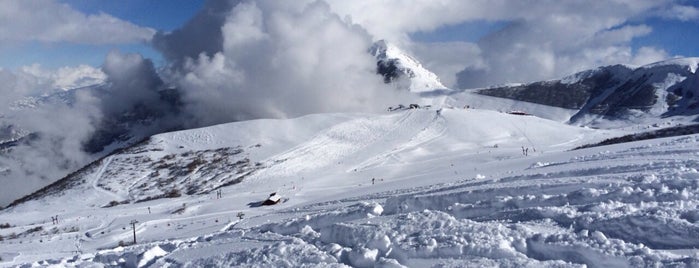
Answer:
[2,108,699,267]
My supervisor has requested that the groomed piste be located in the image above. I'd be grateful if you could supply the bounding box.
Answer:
[1,107,699,267]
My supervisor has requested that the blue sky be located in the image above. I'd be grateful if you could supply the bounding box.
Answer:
[631,17,699,58]
[65,0,204,32]
[1,0,698,71]
[411,21,510,43]
[0,0,205,69]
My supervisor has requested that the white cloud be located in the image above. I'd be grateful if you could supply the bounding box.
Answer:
[324,0,672,43]
[657,4,699,21]
[0,65,103,206]
[630,46,671,66]
[317,0,684,88]
[409,42,482,88]
[0,0,154,44]
[0,52,174,206]
[165,1,408,126]
[20,64,106,90]
[152,0,692,107]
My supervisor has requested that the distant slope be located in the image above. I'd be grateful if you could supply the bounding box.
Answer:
[476,58,699,126]
[6,108,699,267]
[5,108,606,208]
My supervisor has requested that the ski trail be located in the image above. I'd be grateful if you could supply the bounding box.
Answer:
[508,116,534,148]
[246,111,418,184]
[351,111,447,171]
[91,156,120,200]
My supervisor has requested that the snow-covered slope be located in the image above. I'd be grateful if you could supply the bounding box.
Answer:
[11,106,699,266]
[3,53,699,266]
[371,40,447,92]
[476,58,699,127]
[0,85,182,208]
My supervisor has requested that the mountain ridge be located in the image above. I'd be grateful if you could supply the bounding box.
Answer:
[475,57,699,126]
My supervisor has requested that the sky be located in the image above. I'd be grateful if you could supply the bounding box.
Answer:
[1,0,699,205]
[0,0,696,90]
[0,0,205,68]
[0,1,697,81]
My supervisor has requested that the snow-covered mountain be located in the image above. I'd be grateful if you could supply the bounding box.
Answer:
[4,55,699,266]
[371,40,447,92]
[0,83,182,207]
[4,106,699,266]
[4,85,181,153]
[476,58,699,127]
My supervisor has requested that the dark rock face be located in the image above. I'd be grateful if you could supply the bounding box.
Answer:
[369,40,429,90]
[477,65,631,110]
[376,58,403,84]
[577,74,656,120]
[371,40,410,85]
[477,81,592,110]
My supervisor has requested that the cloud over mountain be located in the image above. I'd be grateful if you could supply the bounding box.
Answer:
[156,0,405,126]
[322,0,693,88]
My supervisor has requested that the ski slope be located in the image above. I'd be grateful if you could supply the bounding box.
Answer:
[2,107,699,267]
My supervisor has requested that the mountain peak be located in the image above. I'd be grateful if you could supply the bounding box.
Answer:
[371,40,447,92]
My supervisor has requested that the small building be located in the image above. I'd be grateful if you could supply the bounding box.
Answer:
[261,192,282,206]
[508,111,531,116]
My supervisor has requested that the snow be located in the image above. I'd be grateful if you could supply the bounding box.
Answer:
[267,194,282,203]
[2,105,699,267]
[137,245,169,267]
[432,89,579,123]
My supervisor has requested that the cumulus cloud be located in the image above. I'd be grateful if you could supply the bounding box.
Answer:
[656,4,699,21]
[152,0,239,65]
[160,0,405,126]
[20,64,106,90]
[409,42,482,88]
[455,18,663,88]
[100,51,165,115]
[324,0,667,43]
[0,0,154,44]
[428,1,677,88]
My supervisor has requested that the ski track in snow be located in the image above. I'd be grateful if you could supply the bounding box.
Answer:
[3,109,699,267]
[91,156,121,200]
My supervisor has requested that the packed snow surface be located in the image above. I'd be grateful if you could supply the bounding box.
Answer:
[2,108,699,267]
